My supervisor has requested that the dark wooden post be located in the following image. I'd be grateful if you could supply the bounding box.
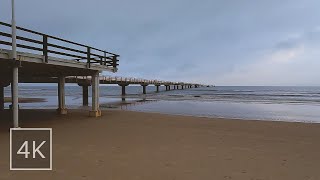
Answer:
[122,85,126,96]
[0,86,4,111]
[43,35,48,63]
[78,82,91,106]
[112,55,117,68]
[100,57,103,65]
[87,47,91,68]
[118,84,128,96]
[82,85,89,106]
[142,85,147,94]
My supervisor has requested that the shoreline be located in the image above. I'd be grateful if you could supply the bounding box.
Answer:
[2,96,320,123]
[121,108,320,124]
[0,109,319,179]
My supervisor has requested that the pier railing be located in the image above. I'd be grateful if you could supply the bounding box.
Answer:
[0,21,119,70]
[71,76,194,86]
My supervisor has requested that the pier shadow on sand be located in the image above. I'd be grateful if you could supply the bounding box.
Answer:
[0,109,100,133]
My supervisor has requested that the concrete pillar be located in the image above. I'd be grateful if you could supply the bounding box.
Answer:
[181,85,184,89]
[142,85,147,94]
[11,67,19,127]
[90,72,101,117]
[174,85,176,90]
[165,86,168,91]
[169,86,171,90]
[156,85,160,92]
[57,76,67,115]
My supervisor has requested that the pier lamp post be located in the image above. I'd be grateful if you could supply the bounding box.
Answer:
[11,0,19,128]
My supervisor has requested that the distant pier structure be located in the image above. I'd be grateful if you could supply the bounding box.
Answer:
[0,22,204,119]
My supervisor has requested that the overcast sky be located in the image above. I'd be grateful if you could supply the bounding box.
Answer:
[1,0,319,85]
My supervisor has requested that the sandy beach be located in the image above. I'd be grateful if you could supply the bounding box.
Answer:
[0,109,320,180]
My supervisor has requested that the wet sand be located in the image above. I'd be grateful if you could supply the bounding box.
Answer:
[4,97,47,103]
[0,109,319,180]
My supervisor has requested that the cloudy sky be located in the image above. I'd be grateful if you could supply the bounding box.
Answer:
[1,0,319,85]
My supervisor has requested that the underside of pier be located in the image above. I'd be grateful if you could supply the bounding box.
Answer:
[0,55,105,117]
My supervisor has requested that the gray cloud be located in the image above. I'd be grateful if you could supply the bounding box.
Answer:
[1,0,320,85]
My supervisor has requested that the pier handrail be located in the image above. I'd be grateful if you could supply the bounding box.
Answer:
[69,75,203,86]
[0,21,119,70]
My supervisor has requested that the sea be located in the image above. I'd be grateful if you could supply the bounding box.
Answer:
[3,85,320,123]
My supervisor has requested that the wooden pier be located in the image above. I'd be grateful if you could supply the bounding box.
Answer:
[0,21,204,123]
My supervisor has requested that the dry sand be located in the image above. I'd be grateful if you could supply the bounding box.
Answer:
[0,109,320,180]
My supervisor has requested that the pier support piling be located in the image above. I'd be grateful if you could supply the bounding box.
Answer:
[0,86,4,111]
[118,83,129,96]
[57,76,67,115]
[141,85,147,94]
[122,85,126,95]
[78,81,91,106]
[89,72,101,117]
[174,85,176,90]
[82,85,89,106]
[0,82,10,111]
[156,85,160,92]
